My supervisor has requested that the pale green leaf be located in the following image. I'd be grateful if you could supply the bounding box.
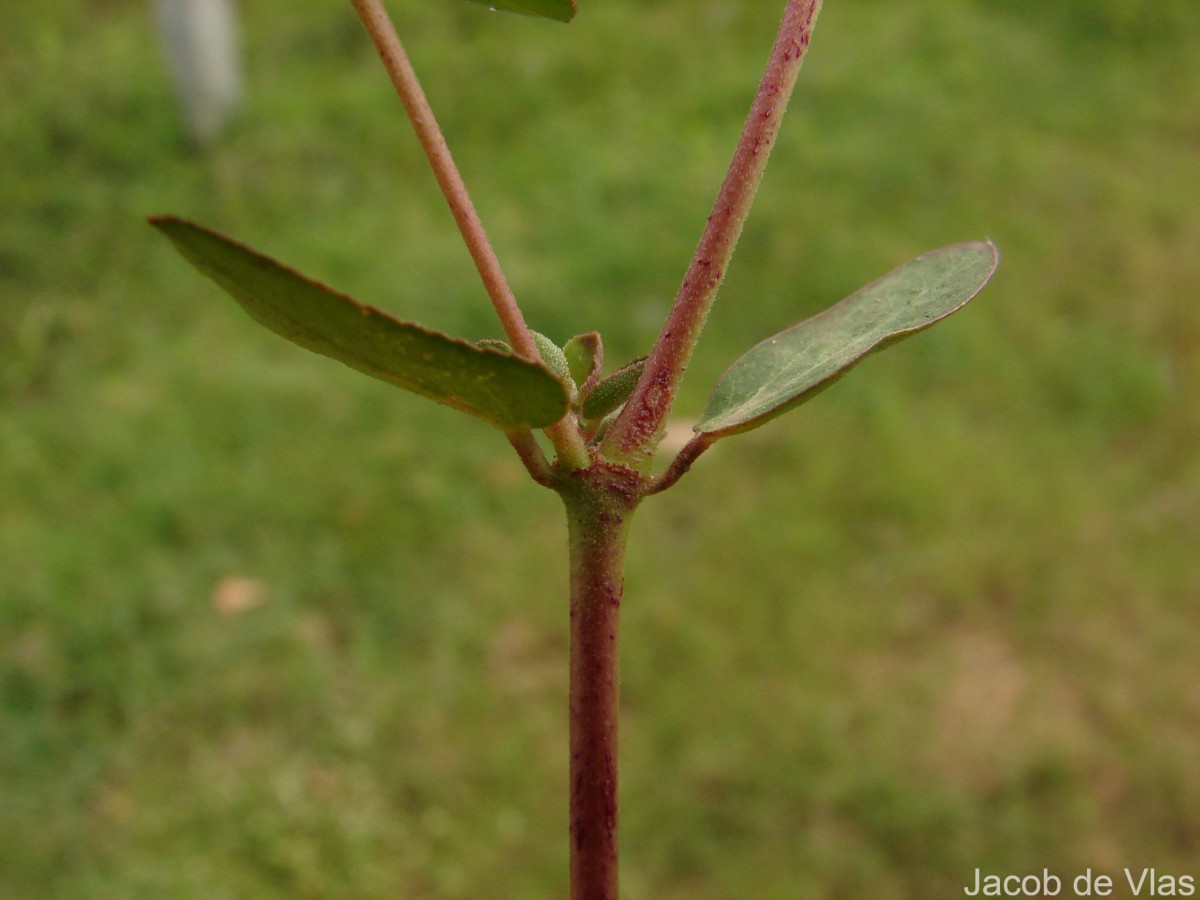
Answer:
[151,216,568,431]
[582,355,648,421]
[563,332,603,390]
[531,331,574,390]
[696,242,999,438]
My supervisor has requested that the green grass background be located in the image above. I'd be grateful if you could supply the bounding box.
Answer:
[2,0,1198,896]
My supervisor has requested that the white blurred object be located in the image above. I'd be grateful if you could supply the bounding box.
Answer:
[156,0,242,145]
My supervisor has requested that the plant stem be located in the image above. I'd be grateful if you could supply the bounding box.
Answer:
[560,467,641,900]
[646,434,713,496]
[600,0,822,470]
[507,430,556,488]
[349,0,590,470]
[349,0,534,356]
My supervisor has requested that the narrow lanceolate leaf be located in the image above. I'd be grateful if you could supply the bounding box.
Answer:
[151,217,568,431]
[582,356,649,421]
[696,241,999,438]
[464,0,576,23]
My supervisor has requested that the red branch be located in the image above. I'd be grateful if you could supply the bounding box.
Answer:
[600,0,823,470]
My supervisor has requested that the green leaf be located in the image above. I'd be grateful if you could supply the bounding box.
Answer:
[563,332,603,391]
[695,241,999,438]
[582,355,648,421]
[531,331,574,388]
[463,0,576,23]
[151,216,568,431]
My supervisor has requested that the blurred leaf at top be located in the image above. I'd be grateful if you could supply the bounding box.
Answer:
[464,0,577,24]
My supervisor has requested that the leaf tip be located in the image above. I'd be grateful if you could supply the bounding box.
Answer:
[147,215,200,247]
[464,0,576,23]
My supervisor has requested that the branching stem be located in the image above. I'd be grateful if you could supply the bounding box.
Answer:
[507,430,556,488]
[349,0,589,469]
[600,0,822,470]
[646,434,713,496]
[349,0,533,355]
[352,5,825,900]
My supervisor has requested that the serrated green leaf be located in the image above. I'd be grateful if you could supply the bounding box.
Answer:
[582,355,648,421]
[463,0,576,23]
[695,242,999,438]
[151,216,568,431]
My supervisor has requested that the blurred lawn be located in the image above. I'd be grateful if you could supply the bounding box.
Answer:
[2,0,1198,896]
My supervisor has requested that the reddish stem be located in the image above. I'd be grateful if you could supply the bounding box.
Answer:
[646,434,713,496]
[349,0,590,468]
[561,468,640,900]
[348,0,536,357]
[600,0,823,470]
[507,430,556,488]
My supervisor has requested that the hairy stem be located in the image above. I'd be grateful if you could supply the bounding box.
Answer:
[646,434,713,496]
[560,469,640,900]
[507,430,556,488]
[349,0,589,469]
[349,0,533,354]
[600,0,822,469]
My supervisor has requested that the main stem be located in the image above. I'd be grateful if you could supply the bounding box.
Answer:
[600,0,822,469]
[560,469,640,900]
